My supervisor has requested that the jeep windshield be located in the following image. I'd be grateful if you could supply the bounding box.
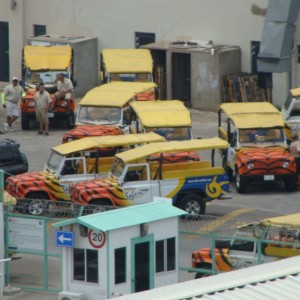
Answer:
[109,73,152,82]
[145,127,191,141]
[238,128,286,146]
[25,70,69,88]
[46,151,64,173]
[77,106,122,125]
[284,94,293,110]
[109,158,124,179]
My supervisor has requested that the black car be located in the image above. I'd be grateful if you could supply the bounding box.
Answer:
[0,139,28,181]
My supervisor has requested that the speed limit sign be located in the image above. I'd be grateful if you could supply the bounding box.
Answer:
[88,229,106,249]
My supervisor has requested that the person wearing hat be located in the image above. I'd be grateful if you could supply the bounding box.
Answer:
[1,77,25,132]
[289,132,300,189]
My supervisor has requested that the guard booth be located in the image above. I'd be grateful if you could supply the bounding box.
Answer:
[53,200,186,300]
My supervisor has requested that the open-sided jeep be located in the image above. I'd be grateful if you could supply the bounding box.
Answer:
[21,45,76,129]
[219,102,297,193]
[6,133,164,215]
[69,138,231,214]
[192,213,300,278]
[62,82,157,143]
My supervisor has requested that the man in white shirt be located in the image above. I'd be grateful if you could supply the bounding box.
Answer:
[54,73,74,109]
[2,77,25,132]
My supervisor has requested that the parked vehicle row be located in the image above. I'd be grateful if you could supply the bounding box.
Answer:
[5,47,300,218]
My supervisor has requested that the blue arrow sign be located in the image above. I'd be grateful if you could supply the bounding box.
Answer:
[55,231,74,248]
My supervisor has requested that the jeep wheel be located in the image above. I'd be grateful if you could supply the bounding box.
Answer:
[83,200,112,215]
[236,173,246,193]
[21,115,30,130]
[179,194,205,215]
[66,112,75,129]
[27,193,49,216]
[285,176,297,192]
[28,200,45,216]
[222,157,233,182]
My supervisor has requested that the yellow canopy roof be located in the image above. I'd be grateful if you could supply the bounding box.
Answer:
[290,88,300,97]
[79,82,157,107]
[130,100,192,127]
[24,45,72,71]
[220,102,279,116]
[230,113,285,129]
[53,132,165,155]
[102,49,153,73]
[116,137,229,163]
[261,213,300,228]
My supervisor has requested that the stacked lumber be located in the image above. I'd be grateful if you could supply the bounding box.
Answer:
[222,73,268,103]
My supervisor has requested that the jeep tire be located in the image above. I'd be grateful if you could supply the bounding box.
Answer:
[179,194,206,215]
[285,176,297,192]
[236,173,247,193]
[66,112,75,129]
[21,114,30,130]
[26,193,49,216]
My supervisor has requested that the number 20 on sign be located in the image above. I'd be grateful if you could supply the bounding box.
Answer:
[88,229,106,249]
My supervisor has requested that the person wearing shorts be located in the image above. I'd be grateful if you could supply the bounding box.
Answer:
[34,83,52,136]
[2,77,25,132]
[54,73,74,109]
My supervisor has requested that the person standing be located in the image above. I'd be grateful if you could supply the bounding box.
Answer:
[53,73,74,109]
[289,132,300,188]
[1,77,25,132]
[34,83,52,136]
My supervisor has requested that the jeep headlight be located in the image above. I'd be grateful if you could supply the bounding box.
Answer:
[247,163,254,169]
[61,101,68,107]
[28,102,35,108]
[283,161,289,168]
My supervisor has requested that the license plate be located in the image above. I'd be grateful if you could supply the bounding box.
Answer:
[48,113,54,118]
[264,175,274,181]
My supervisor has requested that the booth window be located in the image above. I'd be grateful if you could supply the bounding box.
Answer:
[155,237,176,273]
[114,247,126,284]
[73,248,99,283]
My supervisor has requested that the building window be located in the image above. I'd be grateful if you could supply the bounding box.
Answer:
[33,24,46,37]
[155,237,176,273]
[115,247,126,284]
[73,248,98,283]
[135,32,155,48]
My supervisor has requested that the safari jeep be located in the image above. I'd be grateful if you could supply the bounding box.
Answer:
[62,81,157,143]
[192,213,300,278]
[281,87,300,138]
[101,48,154,84]
[21,45,76,129]
[130,100,199,162]
[69,138,231,214]
[6,133,164,215]
[219,102,297,193]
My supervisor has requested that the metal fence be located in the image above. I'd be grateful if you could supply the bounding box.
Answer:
[5,199,300,287]
[178,214,300,281]
[3,199,118,292]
